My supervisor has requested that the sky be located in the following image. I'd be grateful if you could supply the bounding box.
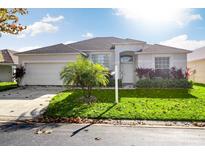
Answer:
[1,8,205,51]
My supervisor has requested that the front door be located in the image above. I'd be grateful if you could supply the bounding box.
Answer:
[120,55,134,84]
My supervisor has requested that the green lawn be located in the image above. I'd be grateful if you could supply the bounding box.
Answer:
[0,82,17,92]
[45,84,205,121]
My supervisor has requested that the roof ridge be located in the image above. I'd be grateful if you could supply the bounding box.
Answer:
[194,45,205,51]
[154,44,192,51]
[68,36,124,45]
[16,43,64,54]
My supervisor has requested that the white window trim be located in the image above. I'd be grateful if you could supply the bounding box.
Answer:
[154,56,170,70]
[89,53,111,68]
[151,54,173,69]
[120,55,134,64]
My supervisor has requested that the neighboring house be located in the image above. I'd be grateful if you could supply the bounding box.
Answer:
[0,49,18,82]
[188,46,205,84]
[16,37,191,86]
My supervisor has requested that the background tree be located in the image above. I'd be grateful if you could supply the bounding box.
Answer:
[0,8,28,35]
[60,56,109,103]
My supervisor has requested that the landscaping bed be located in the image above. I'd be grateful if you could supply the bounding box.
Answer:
[0,82,17,92]
[45,84,205,121]
[136,79,192,88]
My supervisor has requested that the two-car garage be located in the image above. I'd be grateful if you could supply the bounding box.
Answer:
[16,43,82,86]
[22,63,67,85]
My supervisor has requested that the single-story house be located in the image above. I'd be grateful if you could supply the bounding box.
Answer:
[188,46,205,84]
[0,49,18,82]
[16,37,191,86]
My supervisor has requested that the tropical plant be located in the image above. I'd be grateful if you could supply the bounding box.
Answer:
[136,67,188,80]
[0,8,27,35]
[136,68,154,79]
[185,67,191,79]
[170,67,185,79]
[13,65,26,86]
[60,56,109,103]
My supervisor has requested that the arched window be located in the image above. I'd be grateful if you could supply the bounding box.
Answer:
[120,55,133,63]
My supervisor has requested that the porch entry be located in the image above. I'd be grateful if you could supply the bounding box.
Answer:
[120,55,134,84]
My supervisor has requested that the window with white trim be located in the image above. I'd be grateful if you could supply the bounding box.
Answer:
[91,54,110,68]
[155,57,170,69]
[120,55,133,63]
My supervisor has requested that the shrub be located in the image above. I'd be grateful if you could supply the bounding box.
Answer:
[0,82,17,91]
[107,78,122,87]
[136,68,154,79]
[185,67,191,79]
[60,56,109,102]
[136,79,193,88]
[136,67,188,80]
[170,67,185,79]
[13,65,25,86]
[106,72,122,87]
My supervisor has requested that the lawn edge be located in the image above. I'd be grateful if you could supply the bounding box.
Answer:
[11,117,205,129]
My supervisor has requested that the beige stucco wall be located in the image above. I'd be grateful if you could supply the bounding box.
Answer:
[188,59,205,84]
[115,44,187,70]
[138,53,187,71]
[17,50,188,85]
[114,44,188,84]
[18,54,78,65]
[0,65,12,82]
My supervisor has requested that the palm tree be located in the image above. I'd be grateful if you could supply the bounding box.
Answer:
[60,56,109,102]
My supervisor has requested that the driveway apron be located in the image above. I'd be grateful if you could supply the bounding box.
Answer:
[0,86,64,121]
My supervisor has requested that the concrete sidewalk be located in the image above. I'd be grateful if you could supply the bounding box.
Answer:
[0,86,64,121]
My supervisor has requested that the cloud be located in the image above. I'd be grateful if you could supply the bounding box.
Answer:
[176,12,202,27]
[17,14,64,38]
[82,32,94,39]
[42,14,64,23]
[114,8,202,27]
[17,46,40,52]
[160,34,205,50]
[28,22,58,36]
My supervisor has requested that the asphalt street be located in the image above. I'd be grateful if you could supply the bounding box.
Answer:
[0,122,205,146]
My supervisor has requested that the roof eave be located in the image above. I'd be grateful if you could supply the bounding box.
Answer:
[15,52,82,56]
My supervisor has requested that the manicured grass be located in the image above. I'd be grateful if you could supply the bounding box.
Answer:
[0,82,17,92]
[45,84,205,121]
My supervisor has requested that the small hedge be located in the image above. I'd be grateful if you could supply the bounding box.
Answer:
[136,79,193,88]
[0,82,17,92]
[107,78,122,87]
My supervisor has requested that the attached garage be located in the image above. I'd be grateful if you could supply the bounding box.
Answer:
[22,63,67,85]
[16,44,85,86]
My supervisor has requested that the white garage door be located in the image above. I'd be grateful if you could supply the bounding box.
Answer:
[23,63,67,85]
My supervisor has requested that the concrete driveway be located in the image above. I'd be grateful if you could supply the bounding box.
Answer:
[0,86,64,121]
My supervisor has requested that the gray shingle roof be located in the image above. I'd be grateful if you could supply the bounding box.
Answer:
[68,37,145,51]
[142,44,192,54]
[14,37,190,56]
[0,49,18,64]
[15,44,84,55]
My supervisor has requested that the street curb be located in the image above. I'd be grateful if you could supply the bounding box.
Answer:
[0,115,33,122]
[0,120,205,130]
